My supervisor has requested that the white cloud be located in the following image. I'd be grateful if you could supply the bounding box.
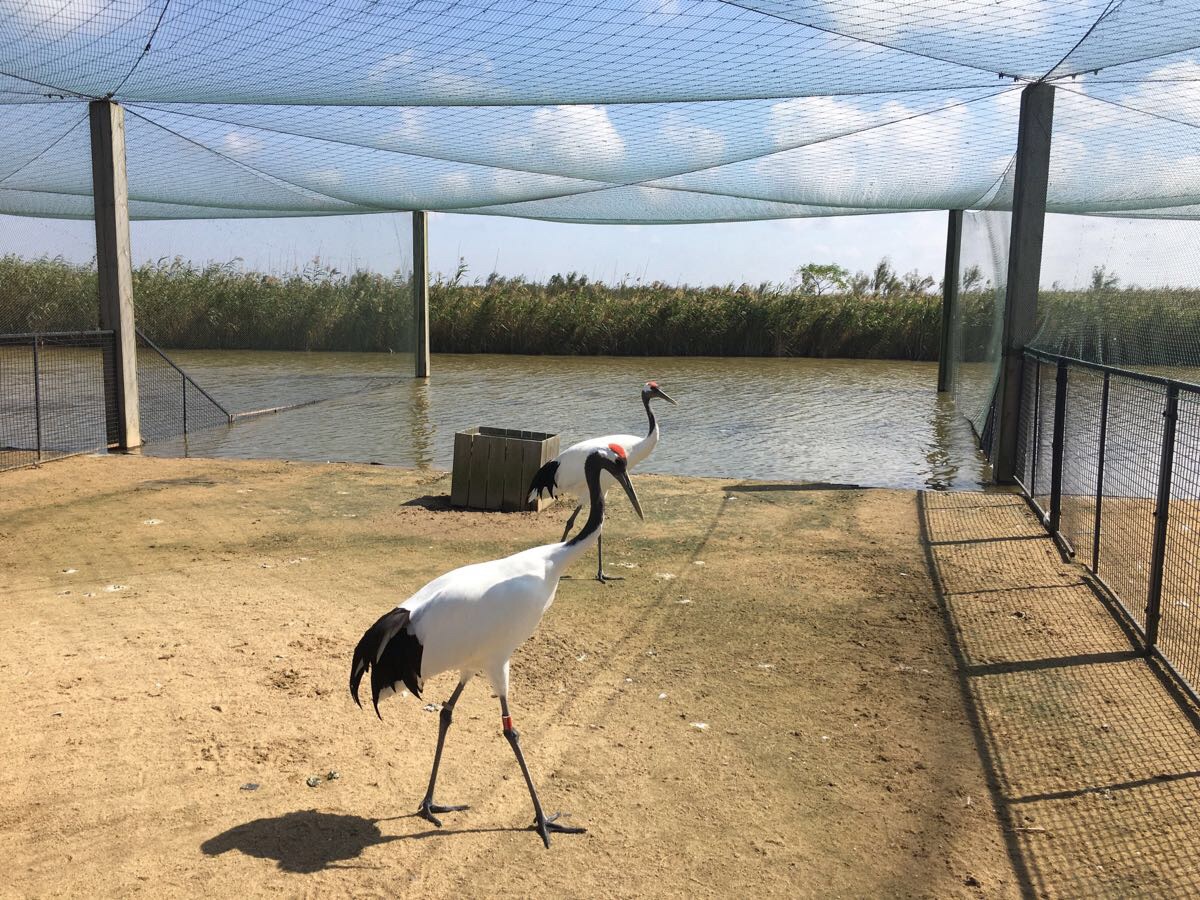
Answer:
[305,169,344,190]
[435,172,474,197]
[1125,59,1200,122]
[746,94,988,208]
[650,109,728,172]
[366,50,498,100]
[526,105,626,167]
[818,0,1051,41]
[223,131,264,158]
[388,109,427,144]
[767,96,873,149]
[1047,72,1200,212]
[3,0,149,38]
[634,0,683,17]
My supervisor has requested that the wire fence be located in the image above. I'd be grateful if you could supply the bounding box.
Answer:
[135,330,231,443]
[0,331,115,471]
[1015,348,1200,703]
[1,329,232,472]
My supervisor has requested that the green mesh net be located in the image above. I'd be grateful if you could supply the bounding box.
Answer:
[952,209,1010,437]
[3,1,1200,223]
[1032,215,1200,378]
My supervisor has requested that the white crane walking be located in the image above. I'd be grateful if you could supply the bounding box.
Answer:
[350,444,643,848]
[527,381,676,582]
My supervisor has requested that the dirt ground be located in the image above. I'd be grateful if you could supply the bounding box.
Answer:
[0,455,1021,898]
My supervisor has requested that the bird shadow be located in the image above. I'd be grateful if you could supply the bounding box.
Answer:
[400,494,453,510]
[201,809,402,873]
[201,809,535,873]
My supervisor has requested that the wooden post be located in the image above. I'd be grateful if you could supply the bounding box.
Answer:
[413,210,430,378]
[938,209,963,393]
[993,83,1054,482]
[90,99,141,449]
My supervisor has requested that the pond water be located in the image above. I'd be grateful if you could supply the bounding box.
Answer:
[144,351,992,491]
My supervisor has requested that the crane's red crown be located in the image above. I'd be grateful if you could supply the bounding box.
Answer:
[647,381,659,389]
[608,443,627,460]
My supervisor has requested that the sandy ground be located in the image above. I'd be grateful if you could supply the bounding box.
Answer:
[1,455,1031,897]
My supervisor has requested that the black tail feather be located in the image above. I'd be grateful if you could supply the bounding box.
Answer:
[527,458,560,503]
[349,607,424,719]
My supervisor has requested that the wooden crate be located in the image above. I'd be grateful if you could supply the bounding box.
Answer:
[449,426,560,512]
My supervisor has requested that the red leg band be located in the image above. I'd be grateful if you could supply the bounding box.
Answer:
[502,715,514,732]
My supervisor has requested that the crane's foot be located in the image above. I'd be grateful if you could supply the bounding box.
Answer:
[417,800,469,828]
[596,572,624,583]
[531,812,586,848]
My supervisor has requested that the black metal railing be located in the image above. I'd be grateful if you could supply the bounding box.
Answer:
[1016,348,1200,703]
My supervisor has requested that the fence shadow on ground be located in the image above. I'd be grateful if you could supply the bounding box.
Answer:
[919,490,1200,899]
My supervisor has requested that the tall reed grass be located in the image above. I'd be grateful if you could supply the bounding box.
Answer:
[430,274,952,359]
[3,254,1196,364]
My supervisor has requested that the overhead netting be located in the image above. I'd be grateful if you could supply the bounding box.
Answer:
[1032,215,1200,379]
[951,209,1010,440]
[3,1,1200,223]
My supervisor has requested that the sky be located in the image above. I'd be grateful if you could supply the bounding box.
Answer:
[4,209,1200,291]
[4,3,1200,286]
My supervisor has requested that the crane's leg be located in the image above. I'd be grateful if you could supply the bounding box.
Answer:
[595,530,623,583]
[417,680,469,827]
[560,503,583,542]
[499,696,585,849]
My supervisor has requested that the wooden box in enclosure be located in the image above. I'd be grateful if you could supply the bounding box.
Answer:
[450,427,560,512]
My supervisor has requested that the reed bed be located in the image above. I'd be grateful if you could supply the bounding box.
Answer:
[3,255,1197,364]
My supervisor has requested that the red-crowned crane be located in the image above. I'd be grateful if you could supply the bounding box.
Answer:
[350,444,642,849]
[527,381,676,582]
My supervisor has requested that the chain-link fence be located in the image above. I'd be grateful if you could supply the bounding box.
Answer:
[1,212,417,471]
[0,331,115,471]
[136,330,231,443]
[1016,348,1200,702]
[0,328,235,472]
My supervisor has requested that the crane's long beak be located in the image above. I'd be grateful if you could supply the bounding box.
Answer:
[655,387,678,406]
[616,469,644,521]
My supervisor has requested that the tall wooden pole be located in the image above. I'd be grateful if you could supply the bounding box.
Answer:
[938,209,963,393]
[90,100,141,449]
[993,82,1054,482]
[413,210,430,378]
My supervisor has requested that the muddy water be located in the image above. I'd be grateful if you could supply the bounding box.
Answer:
[145,351,991,491]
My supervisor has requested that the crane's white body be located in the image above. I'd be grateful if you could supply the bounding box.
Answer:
[390,537,591,698]
[351,445,640,847]
[552,426,657,503]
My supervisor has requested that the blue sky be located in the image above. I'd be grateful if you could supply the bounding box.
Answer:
[5,209,1200,290]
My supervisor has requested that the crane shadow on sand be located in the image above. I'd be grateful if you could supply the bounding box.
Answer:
[401,494,454,511]
[201,809,522,873]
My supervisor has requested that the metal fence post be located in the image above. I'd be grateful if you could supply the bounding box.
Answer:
[90,100,141,448]
[938,209,963,393]
[182,377,188,435]
[1029,361,1042,494]
[413,210,430,378]
[993,83,1055,482]
[1091,371,1110,574]
[32,335,42,462]
[1145,384,1179,650]
[1048,358,1068,534]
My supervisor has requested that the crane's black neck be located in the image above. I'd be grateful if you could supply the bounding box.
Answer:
[643,393,656,439]
[567,455,608,546]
